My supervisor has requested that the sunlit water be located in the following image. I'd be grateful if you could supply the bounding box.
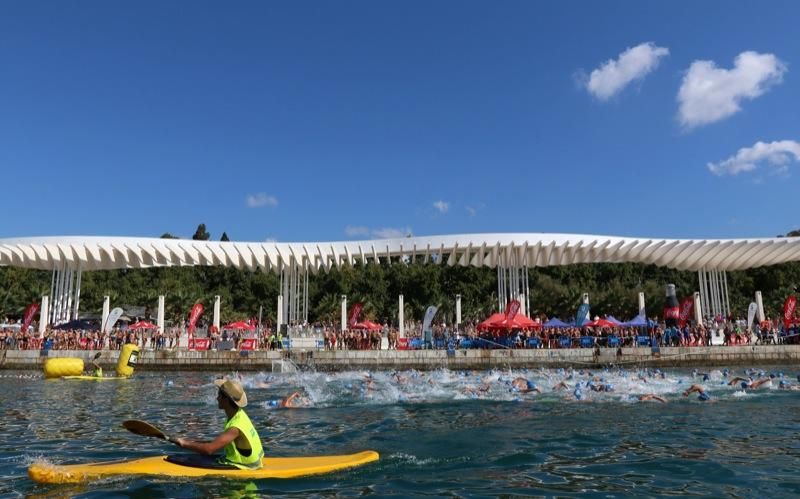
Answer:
[3,365,800,498]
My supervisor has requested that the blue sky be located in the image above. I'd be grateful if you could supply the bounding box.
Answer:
[1,1,798,242]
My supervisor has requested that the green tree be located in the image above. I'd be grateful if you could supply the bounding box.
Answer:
[192,224,211,241]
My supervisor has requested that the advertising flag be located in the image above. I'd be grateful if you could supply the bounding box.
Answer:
[678,297,694,327]
[22,302,40,332]
[188,303,204,332]
[747,302,758,332]
[348,303,363,327]
[575,303,590,327]
[504,300,521,322]
[783,296,796,329]
[422,305,439,334]
[104,307,124,333]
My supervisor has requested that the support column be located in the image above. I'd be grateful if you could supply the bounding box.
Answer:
[213,295,220,331]
[755,291,765,323]
[157,295,165,333]
[72,268,82,320]
[277,295,284,327]
[39,296,49,334]
[693,292,703,325]
[102,296,110,332]
[399,294,405,338]
[455,294,461,330]
[638,292,646,318]
[341,295,347,332]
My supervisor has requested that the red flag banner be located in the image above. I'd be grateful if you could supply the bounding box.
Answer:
[22,302,40,332]
[348,303,363,327]
[783,296,796,329]
[504,300,521,321]
[188,303,204,332]
[678,297,694,327]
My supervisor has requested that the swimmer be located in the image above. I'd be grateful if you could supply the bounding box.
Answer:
[778,380,800,391]
[682,384,710,401]
[463,384,491,397]
[511,377,541,394]
[89,352,103,377]
[267,391,308,409]
[729,376,771,390]
[588,382,614,392]
[637,394,667,403]
[552,380,571,391]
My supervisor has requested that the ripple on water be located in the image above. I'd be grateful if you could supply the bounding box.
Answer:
[3,367,800,497]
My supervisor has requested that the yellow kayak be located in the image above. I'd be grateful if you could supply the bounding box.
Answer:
[61,376,129,381]
[28,451,380,484]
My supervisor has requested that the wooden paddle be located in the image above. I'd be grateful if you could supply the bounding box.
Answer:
[122,420,180,445]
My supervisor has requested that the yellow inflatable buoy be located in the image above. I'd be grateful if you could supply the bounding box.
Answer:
[43,358,84,379]
[116,343,140,377]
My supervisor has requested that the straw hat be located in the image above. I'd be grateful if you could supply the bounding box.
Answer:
[214,378,248,407]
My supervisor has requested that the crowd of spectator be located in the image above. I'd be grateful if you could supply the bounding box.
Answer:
[1,315,797,352]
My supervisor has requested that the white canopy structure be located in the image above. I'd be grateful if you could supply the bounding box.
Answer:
[3,233,800,326]
[3,233,800,272]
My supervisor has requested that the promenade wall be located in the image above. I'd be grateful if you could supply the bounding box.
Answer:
[2,345,800,372]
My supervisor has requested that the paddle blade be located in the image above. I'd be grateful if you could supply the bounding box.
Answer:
[122,420,167,439]
[93,352,102,360]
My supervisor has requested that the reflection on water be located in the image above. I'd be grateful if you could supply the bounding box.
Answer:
[1,367,800,497]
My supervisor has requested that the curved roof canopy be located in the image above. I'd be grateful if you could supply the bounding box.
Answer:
[2,233,800,272]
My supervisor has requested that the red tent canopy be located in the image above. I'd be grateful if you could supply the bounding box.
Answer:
[479,313,541,331]
[128,321,157,330]
[490,313,541,330]
[583,319,617,328]
[477,313,506,331]
[223,321,255,331]
[352,320,382,331]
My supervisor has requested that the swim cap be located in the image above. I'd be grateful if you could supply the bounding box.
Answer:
[702,374,709,382]
[269,400,279,407]
[769,374,776,379]
[526,380,536,390]
[574,388,583,400]
[605,384,613,391]
[780,380,788,387]
[698,392,710,401]
[797,374,800,383]
[741,382,748,389]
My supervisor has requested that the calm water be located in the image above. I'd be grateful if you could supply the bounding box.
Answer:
[3,365,800,498]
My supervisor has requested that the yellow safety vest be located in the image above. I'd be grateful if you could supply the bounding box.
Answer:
[221,409,264,469]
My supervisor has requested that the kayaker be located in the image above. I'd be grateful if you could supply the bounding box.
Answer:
[175,378,264,469]
[91,353,103,377]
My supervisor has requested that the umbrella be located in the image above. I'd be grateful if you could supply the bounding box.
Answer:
[223,321,255,331]
[128,321,157,330]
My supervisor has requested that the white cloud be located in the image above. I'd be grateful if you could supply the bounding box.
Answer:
[345,226,413,239]
[373,227,413,239]
[245,193,278,208]
[432,200,449,213]
[707,140,800,176]
[344,225,369,237]
[264,237,278,242]
[678,51,787,128]
[586,42,669,100]
[465,203,484,217]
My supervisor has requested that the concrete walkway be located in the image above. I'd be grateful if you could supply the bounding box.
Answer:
[3,344,800,372]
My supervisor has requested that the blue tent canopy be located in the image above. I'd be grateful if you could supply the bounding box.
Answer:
[606,315,623,325]
[53,319,101,331]
[621,314,647,327]
[543,318,574,328]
